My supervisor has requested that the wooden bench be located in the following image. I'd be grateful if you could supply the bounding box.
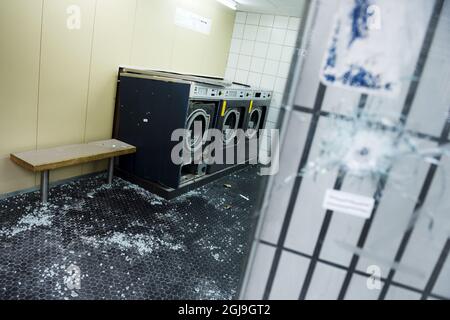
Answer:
[10,139,136,203]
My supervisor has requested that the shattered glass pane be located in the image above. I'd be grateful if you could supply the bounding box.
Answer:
[298,104,450,279]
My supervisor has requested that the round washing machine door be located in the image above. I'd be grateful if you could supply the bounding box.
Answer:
[185,109,210,152]
[222,109,241,145]
[246,107,262,139]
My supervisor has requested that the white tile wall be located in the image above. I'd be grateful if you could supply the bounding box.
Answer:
[273,15,289,29]
[260,14,275,27]
[224,11,301,129]
[241,242,276,299]
[235,11,247,24]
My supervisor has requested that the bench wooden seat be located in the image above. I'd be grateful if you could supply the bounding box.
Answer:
[10,139,136,203]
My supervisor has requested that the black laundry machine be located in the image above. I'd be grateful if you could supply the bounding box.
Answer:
[205,86,253,174]
[181,101,216,177]
[244,90,272,163]
[113,67,223,189]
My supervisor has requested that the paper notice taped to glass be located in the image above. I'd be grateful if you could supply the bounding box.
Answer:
[323,189,375,219]
[320,0,427,96]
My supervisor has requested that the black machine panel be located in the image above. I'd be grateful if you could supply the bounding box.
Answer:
[114,74,191,189]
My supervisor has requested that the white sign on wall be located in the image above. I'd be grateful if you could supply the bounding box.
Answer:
[174,7,212,35]
[323,189,375,219]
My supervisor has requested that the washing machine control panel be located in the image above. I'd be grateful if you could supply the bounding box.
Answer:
[190,84,272,102]
[252,90,272,100]
[190,85,222,99]
[222,89,253,100]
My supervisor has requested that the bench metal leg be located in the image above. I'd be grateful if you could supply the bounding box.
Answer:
[107,157,114,184]
[40,170,49,203]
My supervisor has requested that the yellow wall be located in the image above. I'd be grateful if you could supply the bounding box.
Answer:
[0,0,235,195]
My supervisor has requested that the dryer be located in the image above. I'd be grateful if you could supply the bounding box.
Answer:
[206,86,253,174]
[181,101,216,176]
[113,67,224,189]
[244,90,272,163]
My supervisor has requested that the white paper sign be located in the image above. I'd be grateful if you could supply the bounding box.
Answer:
[320,0,425,96]
[175,7,212,35]
[323,189,375,219]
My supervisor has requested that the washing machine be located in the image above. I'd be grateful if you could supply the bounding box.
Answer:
[113,67,224,189]
[244,90,272,162]
[205,86,253,174]
[181,101,216,178]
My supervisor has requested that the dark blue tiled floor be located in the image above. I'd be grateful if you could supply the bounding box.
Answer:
[0,167,262,300]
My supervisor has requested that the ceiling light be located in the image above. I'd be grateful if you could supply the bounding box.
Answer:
[215,0,237,10]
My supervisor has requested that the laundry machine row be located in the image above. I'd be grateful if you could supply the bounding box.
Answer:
[206,87,271,174]
[113,67,272,198]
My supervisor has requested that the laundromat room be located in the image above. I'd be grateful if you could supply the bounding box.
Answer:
[1,0,450,303]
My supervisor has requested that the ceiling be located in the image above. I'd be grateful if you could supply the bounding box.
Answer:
[235,0,306,17]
